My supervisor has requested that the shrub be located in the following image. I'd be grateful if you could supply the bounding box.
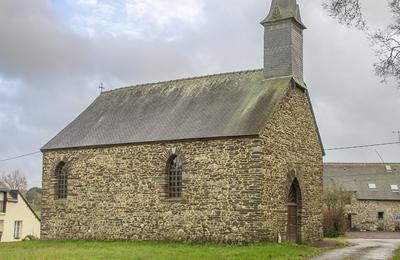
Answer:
[323,183,352,238]
[395,222,400,232]
[323,207,347,237]
[22,235,39,241]
[377,223,386,232]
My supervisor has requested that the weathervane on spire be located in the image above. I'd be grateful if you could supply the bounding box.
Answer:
[99,82,105,93]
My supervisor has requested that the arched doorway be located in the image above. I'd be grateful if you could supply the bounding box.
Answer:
[287,178,302,243]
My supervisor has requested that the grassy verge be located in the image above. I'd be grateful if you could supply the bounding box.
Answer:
[394,249,400,260]
[0,240,322,260]
[324,236,350,247]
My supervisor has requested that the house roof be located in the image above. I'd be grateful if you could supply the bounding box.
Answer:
[324,163,400,201]
[42,70,296,151]
[0,184,9,192]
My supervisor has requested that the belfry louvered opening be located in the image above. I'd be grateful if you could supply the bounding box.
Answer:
[167,155,183,198]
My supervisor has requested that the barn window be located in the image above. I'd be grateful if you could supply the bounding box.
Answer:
[167,155,182,198]
[55,162,68,199]
[378,212,384,220]
[391,185,399,192]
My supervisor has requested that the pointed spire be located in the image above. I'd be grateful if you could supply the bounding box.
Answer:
[261,0,305,28]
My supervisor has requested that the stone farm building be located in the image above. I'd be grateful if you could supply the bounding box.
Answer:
[41,0,324,244]
[324,163,400,232]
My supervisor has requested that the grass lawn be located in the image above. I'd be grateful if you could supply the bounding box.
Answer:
[0,240,322,260]
[394,249,400,260]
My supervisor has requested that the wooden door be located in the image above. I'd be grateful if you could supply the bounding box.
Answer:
[288,204,298,243]
[347,214,352,231]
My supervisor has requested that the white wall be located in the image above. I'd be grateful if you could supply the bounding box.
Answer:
[0,193,41,242]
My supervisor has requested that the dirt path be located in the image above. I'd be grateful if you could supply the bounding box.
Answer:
[313,239,400,260]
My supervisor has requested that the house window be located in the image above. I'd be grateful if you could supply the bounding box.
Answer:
[368,183,377,190]
[0,192,5,213]
[55,162,68,199]
[378,212,384,220]
[167,155,183,198]
[14,221,22,239]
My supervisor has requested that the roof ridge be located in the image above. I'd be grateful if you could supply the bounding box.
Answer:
[102,68,263,94]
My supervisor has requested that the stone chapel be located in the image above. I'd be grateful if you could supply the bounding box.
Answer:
[41,0,324,244]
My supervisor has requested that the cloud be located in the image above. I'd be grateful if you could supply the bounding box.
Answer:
[125,0,204,27]
[59,0,205,39]
[67,0,97,5]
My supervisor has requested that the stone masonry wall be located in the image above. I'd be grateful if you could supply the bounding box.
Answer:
[42,137,268,244]
[260,84,324,243]
[345,197,400,231]
[41,82,323,244]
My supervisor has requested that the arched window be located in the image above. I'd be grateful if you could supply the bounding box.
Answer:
[55,162,68,199]
[167,155,182,198]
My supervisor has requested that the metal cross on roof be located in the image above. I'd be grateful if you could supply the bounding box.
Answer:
[99,83,105,93]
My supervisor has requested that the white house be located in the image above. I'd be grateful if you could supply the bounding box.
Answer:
[0,186,41,242]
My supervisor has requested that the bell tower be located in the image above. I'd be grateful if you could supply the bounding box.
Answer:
[261,0,306,83]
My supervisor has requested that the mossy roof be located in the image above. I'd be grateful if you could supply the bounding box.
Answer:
[42,70,293,151]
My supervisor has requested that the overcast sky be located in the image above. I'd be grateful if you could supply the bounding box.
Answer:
[0,0,399,188]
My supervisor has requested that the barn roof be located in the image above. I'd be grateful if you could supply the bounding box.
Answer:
[324,163,400,201]
[42,70,297,151]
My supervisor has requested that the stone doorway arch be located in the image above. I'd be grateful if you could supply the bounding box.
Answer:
[287,178,302,243]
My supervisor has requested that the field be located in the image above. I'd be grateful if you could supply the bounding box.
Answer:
[0,240,322,260]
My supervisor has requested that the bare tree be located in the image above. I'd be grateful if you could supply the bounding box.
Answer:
[25,187,42,212]
[0,170,28,192]
[323,0,366,29]
[323,0,400,86]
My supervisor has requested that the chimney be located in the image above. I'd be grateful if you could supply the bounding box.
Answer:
[261,0,306,83]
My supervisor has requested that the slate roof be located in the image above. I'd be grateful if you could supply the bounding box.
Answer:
[42,70,299,151]
[0,184,9,192]
[261,0,305,28]
[324,163,400,201]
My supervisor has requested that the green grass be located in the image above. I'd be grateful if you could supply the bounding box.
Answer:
[0,240,322,260]
[394,249,400,260]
